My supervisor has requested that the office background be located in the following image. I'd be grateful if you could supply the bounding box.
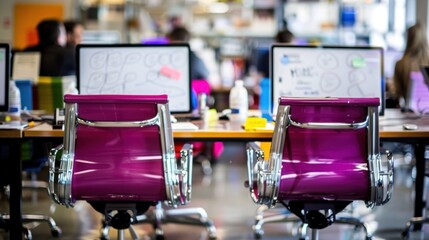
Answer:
[1,1,429,240]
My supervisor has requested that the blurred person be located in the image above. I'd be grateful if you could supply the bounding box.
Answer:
[392,22,429,111]
[64,20,84,50]
[167,26,209,81]
[24,19,74,76]
[64,20,84,74]
[167,26,223,174]
[252,28,294,111]
[256,28,295,79]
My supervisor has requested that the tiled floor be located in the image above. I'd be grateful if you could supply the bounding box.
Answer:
[0,142,428,240]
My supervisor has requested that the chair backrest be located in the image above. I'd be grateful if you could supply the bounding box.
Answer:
[248,97,393,209]
[49,94,192,208]
[278,98,376,202]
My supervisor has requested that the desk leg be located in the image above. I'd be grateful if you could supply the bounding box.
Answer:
[413,143,426,231]
[9,139,23,239]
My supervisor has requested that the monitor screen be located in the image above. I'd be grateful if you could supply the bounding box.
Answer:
[77,43,192,114]
[0,44,9,112]
[271,44,384,115]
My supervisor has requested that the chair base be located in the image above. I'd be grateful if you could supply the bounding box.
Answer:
[5,214,62,237]
[0,215,32,239]
[195,154,213,176]
[335,216,372,240]
[306,225,372,240]
[402,216,429,239]
[0,213,61,240]
[252,204,372,240]
[100,202,217,240]
[252,205,304,239]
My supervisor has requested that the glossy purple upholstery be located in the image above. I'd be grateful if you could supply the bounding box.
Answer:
[64,94,169,202]
[278,97,379,201]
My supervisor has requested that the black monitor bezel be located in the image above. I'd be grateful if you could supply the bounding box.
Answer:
[76,43,193,114]
[0,43,10,112]
[270,44,385,116]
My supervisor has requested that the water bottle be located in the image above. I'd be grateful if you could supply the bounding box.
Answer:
[8,80,21,121]
[198,93,207,117]
[229,80,248,123]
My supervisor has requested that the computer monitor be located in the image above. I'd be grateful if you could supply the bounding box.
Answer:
[77,43,192,114]
[271,44,384,115]
[0,43,10,112]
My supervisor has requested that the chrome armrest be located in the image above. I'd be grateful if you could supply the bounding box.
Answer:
[48,144,63,205]
[289,117,368,129]
[366,150,394,208]
[246,142,265,204]
[179,143,193,204]
[380,150,394,205]
[48,144,75,208]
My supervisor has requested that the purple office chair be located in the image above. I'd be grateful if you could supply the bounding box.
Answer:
[246,97,393,239]
[48,94,216,240]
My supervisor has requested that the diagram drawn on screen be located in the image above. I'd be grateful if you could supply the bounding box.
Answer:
[271,45,384,115]
[77,44,192,114]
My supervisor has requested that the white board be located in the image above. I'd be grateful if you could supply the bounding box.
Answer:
[77,44,192,114]
[271,45,384,115]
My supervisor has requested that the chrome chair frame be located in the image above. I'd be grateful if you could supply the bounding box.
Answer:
[246,102,394,239]
[49,99,216,239]
[49,101,191,208]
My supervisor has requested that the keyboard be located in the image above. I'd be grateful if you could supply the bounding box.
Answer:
[0,121,28,130]
[171,122,199,130]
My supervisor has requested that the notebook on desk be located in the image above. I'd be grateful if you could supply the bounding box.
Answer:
[171,122,199,130]
[0,121,28,130]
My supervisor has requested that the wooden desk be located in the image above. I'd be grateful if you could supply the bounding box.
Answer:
[378,110,429,231]
[0,128,24,240]
[20,109,429,234]
[24,121,274,142]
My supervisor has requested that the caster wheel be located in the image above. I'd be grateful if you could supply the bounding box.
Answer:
[401,230,409,239]
[155,228,164,240]
[254,230,263,239]
[51,226,62,237]
[155,234,165,240]
[209,233,217,240]
[23,228,32,240]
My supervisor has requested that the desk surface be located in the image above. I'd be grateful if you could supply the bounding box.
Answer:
[22,109,429,140]
[23,121,273,140]
[0,129,22,138]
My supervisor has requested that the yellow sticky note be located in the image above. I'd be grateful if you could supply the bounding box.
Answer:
[207,109,218,122]
[244,117,267,131]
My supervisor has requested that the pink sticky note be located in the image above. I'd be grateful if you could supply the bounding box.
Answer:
[160,65,181,80]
